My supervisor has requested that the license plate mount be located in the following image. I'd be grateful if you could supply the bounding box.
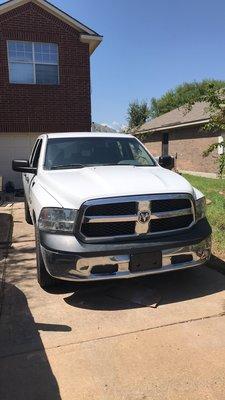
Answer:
[130,252,162,273]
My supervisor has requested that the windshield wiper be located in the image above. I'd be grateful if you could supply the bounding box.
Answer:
[112,163,153,167]
[51,164,86,170]
[134,164,154,167]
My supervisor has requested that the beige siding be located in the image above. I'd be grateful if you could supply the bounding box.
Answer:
[0,133,39,189]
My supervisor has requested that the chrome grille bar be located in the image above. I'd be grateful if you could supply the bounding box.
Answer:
[84,215,138,223]
[84,207,192,224]
[150,208,192,220]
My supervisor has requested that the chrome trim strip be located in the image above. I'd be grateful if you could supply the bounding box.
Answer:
[84,215,138,223]
[150,208,192,220]
[85,207,192,224]
[80,193,193,205]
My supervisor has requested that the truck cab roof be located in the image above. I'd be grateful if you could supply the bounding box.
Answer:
[41,132,133,140]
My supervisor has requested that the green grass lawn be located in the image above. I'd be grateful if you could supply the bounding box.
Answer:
[183,174,225,259]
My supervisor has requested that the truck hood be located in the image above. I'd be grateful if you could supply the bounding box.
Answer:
[40,166,195,209]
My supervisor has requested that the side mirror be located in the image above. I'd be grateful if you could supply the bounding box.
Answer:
[12,160,37,174]
[158,155,175,170]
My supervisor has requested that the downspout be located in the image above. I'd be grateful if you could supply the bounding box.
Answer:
[162,132,169,156]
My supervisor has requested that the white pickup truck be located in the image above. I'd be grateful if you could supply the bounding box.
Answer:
[13,132,211,288]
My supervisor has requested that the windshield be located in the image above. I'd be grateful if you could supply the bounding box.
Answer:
[44,137,156,170]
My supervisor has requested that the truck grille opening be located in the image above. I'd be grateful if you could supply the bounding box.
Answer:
[151,199,191,213]
[79,195,194,242]
[85,202,137,216]
[81,221,136,238]
[150,215,193,232]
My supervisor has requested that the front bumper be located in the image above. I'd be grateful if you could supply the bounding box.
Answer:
[40,218,212,282]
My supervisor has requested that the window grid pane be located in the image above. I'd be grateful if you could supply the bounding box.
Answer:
[8,40,59,85]
[9,63,34,84]
[34,42,58,64]
[35,64,59,85]
[8,40,33,63]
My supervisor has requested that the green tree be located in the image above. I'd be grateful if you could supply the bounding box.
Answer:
[150,79,225,118]
[187,83,225,177]
[127,100,150,129]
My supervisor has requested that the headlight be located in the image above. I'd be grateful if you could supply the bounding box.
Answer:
[38,208,77,233]
[195,197,206,222]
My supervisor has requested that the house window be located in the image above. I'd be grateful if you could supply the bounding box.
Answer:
[7,41,59,85]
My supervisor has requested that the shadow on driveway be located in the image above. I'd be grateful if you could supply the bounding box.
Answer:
[0,210,65,399]
[46,265,225,312]
[0,283,69,400]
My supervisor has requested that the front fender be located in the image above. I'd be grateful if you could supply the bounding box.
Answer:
[30,181,62,223]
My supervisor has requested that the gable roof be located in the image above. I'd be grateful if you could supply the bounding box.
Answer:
[136,102,211,134]
[0,0,103,54]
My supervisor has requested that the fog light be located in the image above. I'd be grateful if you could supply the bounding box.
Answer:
[196,249,210,260]
[91,265,118,275]
[171,254,193,265]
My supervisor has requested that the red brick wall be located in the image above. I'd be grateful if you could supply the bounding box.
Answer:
[144,127,219,174]
[0,2,91,132]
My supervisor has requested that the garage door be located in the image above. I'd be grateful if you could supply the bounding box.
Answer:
[0,133,39,189]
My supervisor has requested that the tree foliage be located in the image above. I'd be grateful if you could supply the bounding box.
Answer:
[189,83,225,177]
[150,79,225,118]
[127,100,150,129]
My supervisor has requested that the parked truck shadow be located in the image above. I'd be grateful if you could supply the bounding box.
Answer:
[0,283,66,400]
[63,265,225,311]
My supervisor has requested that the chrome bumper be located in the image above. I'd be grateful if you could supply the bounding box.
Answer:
[42,237,211,282]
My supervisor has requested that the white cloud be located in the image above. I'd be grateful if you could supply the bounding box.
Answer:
[101,121,128,132]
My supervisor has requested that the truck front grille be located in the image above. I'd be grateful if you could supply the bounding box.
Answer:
[78,194,195,242]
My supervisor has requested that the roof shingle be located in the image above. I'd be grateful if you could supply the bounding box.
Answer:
[137,102,210,133]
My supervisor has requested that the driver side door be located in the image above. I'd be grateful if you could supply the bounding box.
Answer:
[23,139,42,206]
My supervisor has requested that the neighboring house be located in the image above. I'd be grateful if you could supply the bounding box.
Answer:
[91,122,117,133]
[136,102,224,175]
[0,0,102,188]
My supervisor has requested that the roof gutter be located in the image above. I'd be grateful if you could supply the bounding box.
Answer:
[136,118,210,135]
[80,34,103,55]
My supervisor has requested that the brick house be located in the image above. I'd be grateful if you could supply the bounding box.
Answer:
[136,102,224,176]
[0,0,102,188]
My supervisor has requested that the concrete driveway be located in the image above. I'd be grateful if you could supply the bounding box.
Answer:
[1,202,225,400]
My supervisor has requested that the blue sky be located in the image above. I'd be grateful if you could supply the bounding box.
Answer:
[3,0,225,129]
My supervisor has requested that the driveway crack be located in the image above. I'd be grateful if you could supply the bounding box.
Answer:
[1,311,225,360]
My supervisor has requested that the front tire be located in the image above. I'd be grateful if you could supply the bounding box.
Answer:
[35,227,57,289]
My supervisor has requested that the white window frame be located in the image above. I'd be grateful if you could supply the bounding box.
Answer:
[7,40,60,85]
[218,135,225,155]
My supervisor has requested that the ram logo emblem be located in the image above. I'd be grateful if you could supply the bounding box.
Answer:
[137,211,151,224]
